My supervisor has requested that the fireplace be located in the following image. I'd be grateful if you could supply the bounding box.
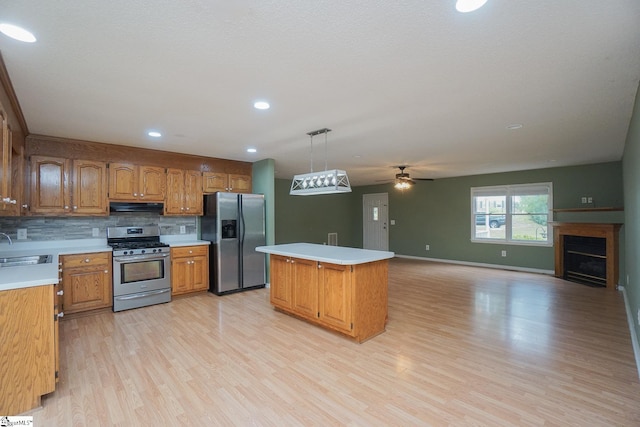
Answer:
[550,222,622,290]
[563,235,606,286]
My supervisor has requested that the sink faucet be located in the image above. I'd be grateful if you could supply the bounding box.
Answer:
[0,232,12,245]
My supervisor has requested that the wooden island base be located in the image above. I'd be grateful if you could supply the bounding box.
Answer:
[257,244,394,343]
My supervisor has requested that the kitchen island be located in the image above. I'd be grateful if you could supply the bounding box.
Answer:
[256,243,394,342]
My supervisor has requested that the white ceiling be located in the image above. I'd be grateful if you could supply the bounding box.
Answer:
[1,1,639,186]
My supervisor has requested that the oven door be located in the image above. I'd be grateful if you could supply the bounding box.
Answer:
[113,253,171,296]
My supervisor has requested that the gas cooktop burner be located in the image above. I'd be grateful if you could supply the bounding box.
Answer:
[107,226,169,256]
[109,241,169,250]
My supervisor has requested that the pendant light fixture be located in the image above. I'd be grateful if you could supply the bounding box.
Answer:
[290,128,351,196]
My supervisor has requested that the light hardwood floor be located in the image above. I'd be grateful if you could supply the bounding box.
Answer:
[32,258,640,426]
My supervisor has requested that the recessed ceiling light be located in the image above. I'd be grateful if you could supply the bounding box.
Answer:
[455,0,488,13]
[254,101,270,110]
[247,148,257,153]
[0,23,37,43]
[506,124,523,130]
[148,131,162,138]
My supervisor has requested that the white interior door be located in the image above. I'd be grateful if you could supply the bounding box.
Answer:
[363,193,389,251]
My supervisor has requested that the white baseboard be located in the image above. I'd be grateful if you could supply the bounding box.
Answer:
[394,254,555,275]
[619,286,640,379]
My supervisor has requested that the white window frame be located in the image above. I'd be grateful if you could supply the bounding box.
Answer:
[471,182,553,246]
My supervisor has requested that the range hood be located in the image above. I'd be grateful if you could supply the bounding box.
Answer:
[109,202,164,214]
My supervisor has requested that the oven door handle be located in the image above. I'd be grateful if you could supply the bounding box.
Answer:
[114,289,170,301]
[113,254,169,263]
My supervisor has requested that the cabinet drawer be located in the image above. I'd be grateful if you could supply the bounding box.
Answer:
[62,252,111,268]
[171,245,208,258]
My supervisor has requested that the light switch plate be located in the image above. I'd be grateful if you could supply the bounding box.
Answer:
[17,229,27,240]
[92,227,100,237]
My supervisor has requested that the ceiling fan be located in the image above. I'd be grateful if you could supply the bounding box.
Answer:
[392,165,433,190]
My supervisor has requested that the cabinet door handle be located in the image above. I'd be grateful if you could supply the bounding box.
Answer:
[84,258,90,263]
[188,250,193,254]
[64,205,69,209]
[57,290,64,296]
[57,312,64,319]
[104,270,109,273]
[140,193,144,197]
[73,205,78,210]
[133,193,138,197]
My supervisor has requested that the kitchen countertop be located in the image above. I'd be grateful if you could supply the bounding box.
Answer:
[256,243,394,265]
[160,235,210,247]
[0,235,210,292]
[0,239,111,292]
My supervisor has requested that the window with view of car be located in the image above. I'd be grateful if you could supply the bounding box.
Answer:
[471,183,552,246]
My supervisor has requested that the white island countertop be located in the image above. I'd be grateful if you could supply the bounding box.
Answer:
[256,243,394,265]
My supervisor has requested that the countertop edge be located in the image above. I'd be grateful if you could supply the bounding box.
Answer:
[256,243,394,265]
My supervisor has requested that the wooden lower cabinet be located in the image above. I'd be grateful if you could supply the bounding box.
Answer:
[60,252,112,314]
[171,245,209,295]
[269,255,388,342]
[0,284,57,415]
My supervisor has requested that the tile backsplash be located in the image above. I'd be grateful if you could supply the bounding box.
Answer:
[0,214,197,241]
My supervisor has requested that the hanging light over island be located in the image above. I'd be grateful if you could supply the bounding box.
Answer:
[290,128,352,196]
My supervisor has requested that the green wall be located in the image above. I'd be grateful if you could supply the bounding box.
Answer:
[252,159,276,246]
[623,82,640,348]
[276,162,624,273]
[274,179,356,246]
[351,162,624,271]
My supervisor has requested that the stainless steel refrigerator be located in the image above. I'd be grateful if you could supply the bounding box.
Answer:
[202,193,266,295]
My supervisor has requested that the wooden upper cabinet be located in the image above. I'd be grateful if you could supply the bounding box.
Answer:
[108,163,165,201]
[29,155,70,215]
[165,168,202,215]
[72,160,108,215]
[202,172,227,192]
[184,170,203,214]
[203,172,251,193]
[29,156,108,216]
[1,113,17,213]
[139,165,166,201]
[229,174,251,193]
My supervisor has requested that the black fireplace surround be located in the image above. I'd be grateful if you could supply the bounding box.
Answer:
[563,235,607,287]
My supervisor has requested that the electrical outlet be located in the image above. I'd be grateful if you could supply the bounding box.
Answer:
[92,227,100,237]
[180,225,186,234]
[501,250,507,257]
[581,197,587,203]
[425,244,430,251]
[17,229,27,240]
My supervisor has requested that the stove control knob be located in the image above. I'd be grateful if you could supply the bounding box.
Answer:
[141,249,146,254]
[157,248,162,253]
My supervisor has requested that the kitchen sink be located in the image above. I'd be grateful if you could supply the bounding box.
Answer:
[0,254,53,268]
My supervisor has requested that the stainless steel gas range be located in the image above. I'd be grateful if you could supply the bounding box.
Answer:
[107,226,171,312]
